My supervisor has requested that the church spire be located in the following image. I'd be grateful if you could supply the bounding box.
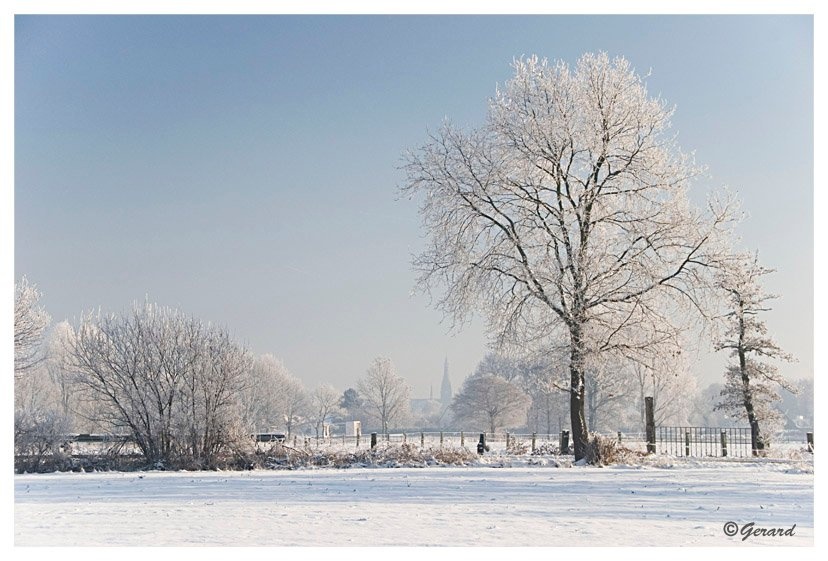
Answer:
[440,356,452,405]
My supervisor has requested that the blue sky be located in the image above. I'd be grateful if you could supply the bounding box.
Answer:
[14,15,813,396]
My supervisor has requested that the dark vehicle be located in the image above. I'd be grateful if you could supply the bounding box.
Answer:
[254,433,286,443]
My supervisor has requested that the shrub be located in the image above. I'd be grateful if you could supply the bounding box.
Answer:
[531,442,561,456]
[585,434,643,466]
[506,438,530,455]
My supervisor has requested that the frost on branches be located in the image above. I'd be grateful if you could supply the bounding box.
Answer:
[403,52,737,462]
[14,276,51,376]
[450,373,531,434]
[357,357,412,434]
[715,254,796,454]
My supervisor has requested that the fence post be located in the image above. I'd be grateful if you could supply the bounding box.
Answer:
[617,431,622,445]
[460,431,464,447]
[356,432,360,447]
[421,432,425,448]
[293,435,298,448]
[370,432,377,449]
[684,431,691,457]
[506,432,510,450]
[645,396,656,454]
[440,432,444,447]
[807,432,814,452]
[560,430,570,454]
[477,433,488,455]
[403,433,407,444]
[721,430,728,457]
[531,433,536,453]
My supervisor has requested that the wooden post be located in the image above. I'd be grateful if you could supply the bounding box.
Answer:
[531,433,536,453]
[560,430,570,454]
[370,432,377,449]
[440,432,444,447]
[356,432,360,447]
[617,431,622,444]
[506,432,510,450]
[807,432,814,452]
[460,431,464,447]
[293,435,298,448]
[684,431,691,457]
[645,396,656,454]
[403,433,407,444]
[720,430,728,457]
[420,432,425,448]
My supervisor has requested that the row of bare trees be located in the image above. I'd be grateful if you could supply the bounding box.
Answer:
[12,282,422,467]
[13,252,800,469]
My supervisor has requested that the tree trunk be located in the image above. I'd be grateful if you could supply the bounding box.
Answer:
[740,360,765,454]
[738,309,765,455]
[568,328,589,461]
[570,370,588,460]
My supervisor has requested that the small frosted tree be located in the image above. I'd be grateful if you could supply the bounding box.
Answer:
[241,354,288,433]
[714,253,795,454]
[310,384,342,439]
[14,361,73,470]
[14,276,51,376]
[279,373,309,439]
[632,349,697,428]
[357,357,411,434]
[239,354,308,438]
[451,373,530,434]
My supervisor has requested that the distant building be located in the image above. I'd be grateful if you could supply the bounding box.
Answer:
[441,357,453,406]
[409,358,455,429]
[344,421,361,437]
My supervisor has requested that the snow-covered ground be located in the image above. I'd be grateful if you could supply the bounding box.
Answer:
[14,456,812,546]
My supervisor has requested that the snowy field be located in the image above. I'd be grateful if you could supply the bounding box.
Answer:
[15,457,812,547]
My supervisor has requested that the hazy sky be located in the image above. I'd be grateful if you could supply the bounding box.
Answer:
[14,15,813,397]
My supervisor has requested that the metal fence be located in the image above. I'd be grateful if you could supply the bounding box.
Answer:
[284,431,569,452]
[656,426,752,458]
[61,428,811,459]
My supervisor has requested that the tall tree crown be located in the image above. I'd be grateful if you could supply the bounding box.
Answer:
[403,52,737,364]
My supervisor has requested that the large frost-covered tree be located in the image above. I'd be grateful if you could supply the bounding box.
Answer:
[14,276,51,377]
[403,52,736,461]
[714,253,795,454]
